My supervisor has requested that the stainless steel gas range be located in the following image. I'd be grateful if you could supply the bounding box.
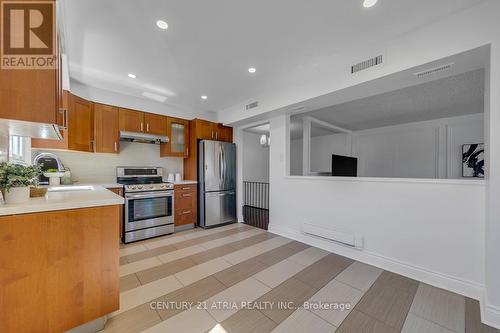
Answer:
[117,167,174,243]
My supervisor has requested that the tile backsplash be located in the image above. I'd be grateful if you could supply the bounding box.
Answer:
[33,141,184,183]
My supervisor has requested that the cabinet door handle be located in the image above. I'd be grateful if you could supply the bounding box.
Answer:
[140,122,144,132]
[146,123,150,132]
[182,187,191,190]
[58,108,68,130]
[182,193,192,197]
[216,132,218,140]
[182,210,191,215]
[114,142,118,152]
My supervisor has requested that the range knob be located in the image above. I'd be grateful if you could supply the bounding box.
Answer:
[149,185,154,189]
[130,186,137,190]
[160,184,166,188]
[137,185,143,189]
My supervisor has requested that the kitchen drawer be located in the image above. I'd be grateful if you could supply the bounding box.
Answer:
[174,184,197,192]
[175,208,197,226]
[175,191,196,209]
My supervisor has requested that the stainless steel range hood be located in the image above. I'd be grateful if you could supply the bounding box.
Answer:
[119,131,169,144]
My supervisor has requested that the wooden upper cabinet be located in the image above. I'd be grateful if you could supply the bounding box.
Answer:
[95,103,120,154]
[68,94,94,152]
[196,119,215,140]
[217,124,233,142]
[119,108,144,133]
[144,113,167,136]
[0,5,61,125]
[160,117,189,158]
[32,90,70,150]
[0,69,57,125]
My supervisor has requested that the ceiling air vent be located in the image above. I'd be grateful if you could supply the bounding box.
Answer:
[414,63,454,78]
[351,55,383,74]
[245,101,258,110]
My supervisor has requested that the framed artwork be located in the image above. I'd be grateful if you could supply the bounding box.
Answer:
[462,143,484,178]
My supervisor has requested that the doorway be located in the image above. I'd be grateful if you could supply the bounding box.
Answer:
[241,123,270,229]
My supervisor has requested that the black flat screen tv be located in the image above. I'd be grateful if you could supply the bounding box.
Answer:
[332,154,358,177]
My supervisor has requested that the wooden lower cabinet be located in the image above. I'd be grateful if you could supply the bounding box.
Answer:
[0,206,120,333]
[174,184,197,226]
[107,187,124,238]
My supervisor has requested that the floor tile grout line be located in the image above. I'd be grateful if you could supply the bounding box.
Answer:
[407,311,462,333]
[265,263,364,328]
[306,307,340,329]
[112,238,297,318]
[120,234,282,286]
[336,271,420,332]
[119,230,269,277]
[116,240,312,328]
[123,238,268,289]
[222,255,356,328]
[156,248,327,327]
[405,283,464,333]
[121,226,259,263]
[113,242,313,330]
[119,223,246,257]
[122,228,265,266]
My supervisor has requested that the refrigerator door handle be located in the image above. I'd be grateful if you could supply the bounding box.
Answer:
[221,145,226,188]
[218,144,223,188]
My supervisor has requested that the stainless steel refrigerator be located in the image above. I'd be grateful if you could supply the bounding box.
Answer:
[198,140,237,228]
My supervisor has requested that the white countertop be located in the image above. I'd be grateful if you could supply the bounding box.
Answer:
[0,185,124,216]
[73,182,123,189]
[173,180,197,185]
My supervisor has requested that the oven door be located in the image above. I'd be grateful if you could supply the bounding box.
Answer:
[125,191,173,232]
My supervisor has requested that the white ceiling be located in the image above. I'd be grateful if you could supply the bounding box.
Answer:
[294,68,484,132]
[61,0,485,117]
[245,124,270,135]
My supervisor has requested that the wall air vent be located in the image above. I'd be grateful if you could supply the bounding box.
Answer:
[414,63,454,78]
[351,55,383,74]
[245,101,259,110]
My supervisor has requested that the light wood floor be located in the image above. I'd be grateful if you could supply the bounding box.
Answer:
[104,224,499,333]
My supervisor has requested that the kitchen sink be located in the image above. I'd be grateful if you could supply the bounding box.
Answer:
[48,185,95,192]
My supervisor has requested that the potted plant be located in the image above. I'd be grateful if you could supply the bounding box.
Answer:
[0,162,41,204]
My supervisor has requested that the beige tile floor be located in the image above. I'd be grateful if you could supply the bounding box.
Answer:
[104,223,499,333]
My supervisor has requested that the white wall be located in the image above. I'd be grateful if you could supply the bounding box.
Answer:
[305,114,484,179]
[242,132,269,182]
[271,114,485,301]
[225,1,500,326]
[32,142,183,183]
[310,133,352,173]
[0,134,8,162]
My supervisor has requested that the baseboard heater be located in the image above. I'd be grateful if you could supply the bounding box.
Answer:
[301,223,364,249]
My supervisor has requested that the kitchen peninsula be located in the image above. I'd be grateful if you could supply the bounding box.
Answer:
[0,187,124,332]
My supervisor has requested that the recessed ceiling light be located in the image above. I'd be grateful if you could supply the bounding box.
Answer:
[128,73,136,79]
[156,20,169,30]
[201,95,208,100]
[363,0,378,8]
[248,67,256,73]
